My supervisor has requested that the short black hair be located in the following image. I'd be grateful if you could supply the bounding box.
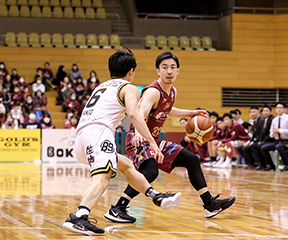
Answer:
[109,49,137,78]
[209,111,219,118]
[155,51,180,69]
[216,117,223,122]
[242,121,252,130]
[179,118,188,122]
[262,104,272,111]
[45,62,50,65]
[223,113,233,119]
[235,109,241,115]
[250,106,259,110]
[230,110,237,115]
[36,67,42,72]
[275,101,286,108]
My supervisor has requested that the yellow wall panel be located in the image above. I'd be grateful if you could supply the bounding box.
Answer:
[233,21,274,30]
[233,37,274,45]
[232,44,274,52]
[232,13,274,22]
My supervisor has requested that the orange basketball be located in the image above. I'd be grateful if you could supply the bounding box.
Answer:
[185,115,214,144]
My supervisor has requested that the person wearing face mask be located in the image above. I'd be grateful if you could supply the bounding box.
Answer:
[0,62,9,82]
[32,77,46,95]
[23,112,41,129]
[10,86,24,106]
[73,77,85,97]
[17,76,28,92]
[86,70,100,85]
[86,76,99,95]
[62,82,76,111]
[41,113,55,129]
[2,114,17,129]
[65,92,80,114]
[33,90,47,109]
[22,95,35,119]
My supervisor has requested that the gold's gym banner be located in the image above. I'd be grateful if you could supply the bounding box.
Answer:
[0,129,41,162]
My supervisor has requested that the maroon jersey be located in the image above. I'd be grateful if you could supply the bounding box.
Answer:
[144,80,176,138]
[210,126,226,141]
[222,121,250,143]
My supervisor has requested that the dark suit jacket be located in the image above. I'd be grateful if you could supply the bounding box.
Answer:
[260,114,276,143]
[251,115,265,142]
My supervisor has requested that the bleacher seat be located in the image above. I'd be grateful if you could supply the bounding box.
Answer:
[0,0,6,5]
[39,0,49,6]
[40,33,52,47]
[75,33,87,48]
[0,5,8,17]
[20,5,30,17]
[64,33,76,48]
[75,7,84,18]
[87,33,98,48]
[53,6,62,18]
[29,33,41,47]
[42,6,51,17]
[168,36,181,50]
[52,33,64,47]
[8,5,19,17]
[7,0,16,5]
[98,34,110,48]
[157,35,169,49]
[28,0,38,6]
[82,0,91,8]
[85,7,95,18]
[96,7,106,19]
[179,36,192,50]
[18,0,28,5]
[61,0,70,7]
[145,35,157,49]
[5,32,17,47]
[92,0,102,8]
[17,32,29,47]
[202,36,216,51]
[64,7,73,18]
[50,0,60,7]
[31,6,41,17]
[110,34,121,49]
[191,36,203,51]
[71,0,81,7]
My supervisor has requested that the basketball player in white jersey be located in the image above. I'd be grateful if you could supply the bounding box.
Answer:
[62,50,181,236]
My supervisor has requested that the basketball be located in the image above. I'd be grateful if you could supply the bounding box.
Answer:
[185,115,214,144]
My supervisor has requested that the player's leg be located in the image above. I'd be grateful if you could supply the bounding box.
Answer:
[261,142,277,170]
[171,148,236,218]
[104,155,181,223]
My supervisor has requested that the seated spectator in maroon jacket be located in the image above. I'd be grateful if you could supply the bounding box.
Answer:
[73,77,85,97]
[10,86,24,107]
[2,74,14,93]
[11,68,20,86]
[0,62,9,82]
[86,70,100,85]
[215,113,250,168]
[33,90,47,109]
[63,114,78,129]
[41,112,56,129]
[42,62,56,89]
[65,92,80,114]
[22,112,41,129]
[1,87,11,110]
[22,95,35,119]
[17,76,29,92]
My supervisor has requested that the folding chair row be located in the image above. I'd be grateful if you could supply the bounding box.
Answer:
[145,35,216,51]
[2,0,102,8]
[1,5,106,18]
[5,32,122,49]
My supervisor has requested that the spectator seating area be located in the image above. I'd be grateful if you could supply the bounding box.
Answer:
[0,0,105,18]
[145,35,216,51]
[4,32,122,48]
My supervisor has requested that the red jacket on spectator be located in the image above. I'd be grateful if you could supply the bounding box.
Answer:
[18,82,29,92]
[210,125,226,141]
[11,91,24,105]
[222,121,250,143]
[65,99,80,113]
[73,82,85,96]
[33,95,47,108]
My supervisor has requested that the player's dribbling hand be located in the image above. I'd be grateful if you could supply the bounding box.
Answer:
[132,131,143,147]
[191,110,209,118]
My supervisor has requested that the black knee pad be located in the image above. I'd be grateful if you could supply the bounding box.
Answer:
[138,158,159,183]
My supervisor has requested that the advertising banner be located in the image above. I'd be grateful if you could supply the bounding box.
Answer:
[42,129,77,162]
[0,129,41,162]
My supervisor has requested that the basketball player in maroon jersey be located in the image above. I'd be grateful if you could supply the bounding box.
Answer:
[104,52,236,223]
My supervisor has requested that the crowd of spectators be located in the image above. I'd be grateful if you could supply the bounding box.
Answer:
[181,104,288,172]
[0,61,100,130]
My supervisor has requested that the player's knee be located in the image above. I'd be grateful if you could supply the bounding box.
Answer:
[139,159,159,183]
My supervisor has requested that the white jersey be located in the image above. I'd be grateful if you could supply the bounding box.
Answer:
[76,79,130,135]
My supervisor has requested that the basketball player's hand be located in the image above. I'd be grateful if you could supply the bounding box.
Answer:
[191,110,209,118]
[150,143,164,164]
[132,131,143,147]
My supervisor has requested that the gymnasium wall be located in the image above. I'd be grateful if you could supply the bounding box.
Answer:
[0,13,286,132]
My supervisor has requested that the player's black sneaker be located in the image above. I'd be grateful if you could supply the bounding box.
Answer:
[104,205,136,223]
[153,192,182,210]
[203,194,236,218]
[63,213,105,236]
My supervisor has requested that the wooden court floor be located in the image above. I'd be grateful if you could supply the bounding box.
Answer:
[0,162,288,240]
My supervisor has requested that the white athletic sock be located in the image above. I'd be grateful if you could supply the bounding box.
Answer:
[75,207,90,218]
[145,187,159,198]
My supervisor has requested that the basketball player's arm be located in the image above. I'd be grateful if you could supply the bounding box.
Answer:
[168,107,208,118]
[121,85,164,163]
